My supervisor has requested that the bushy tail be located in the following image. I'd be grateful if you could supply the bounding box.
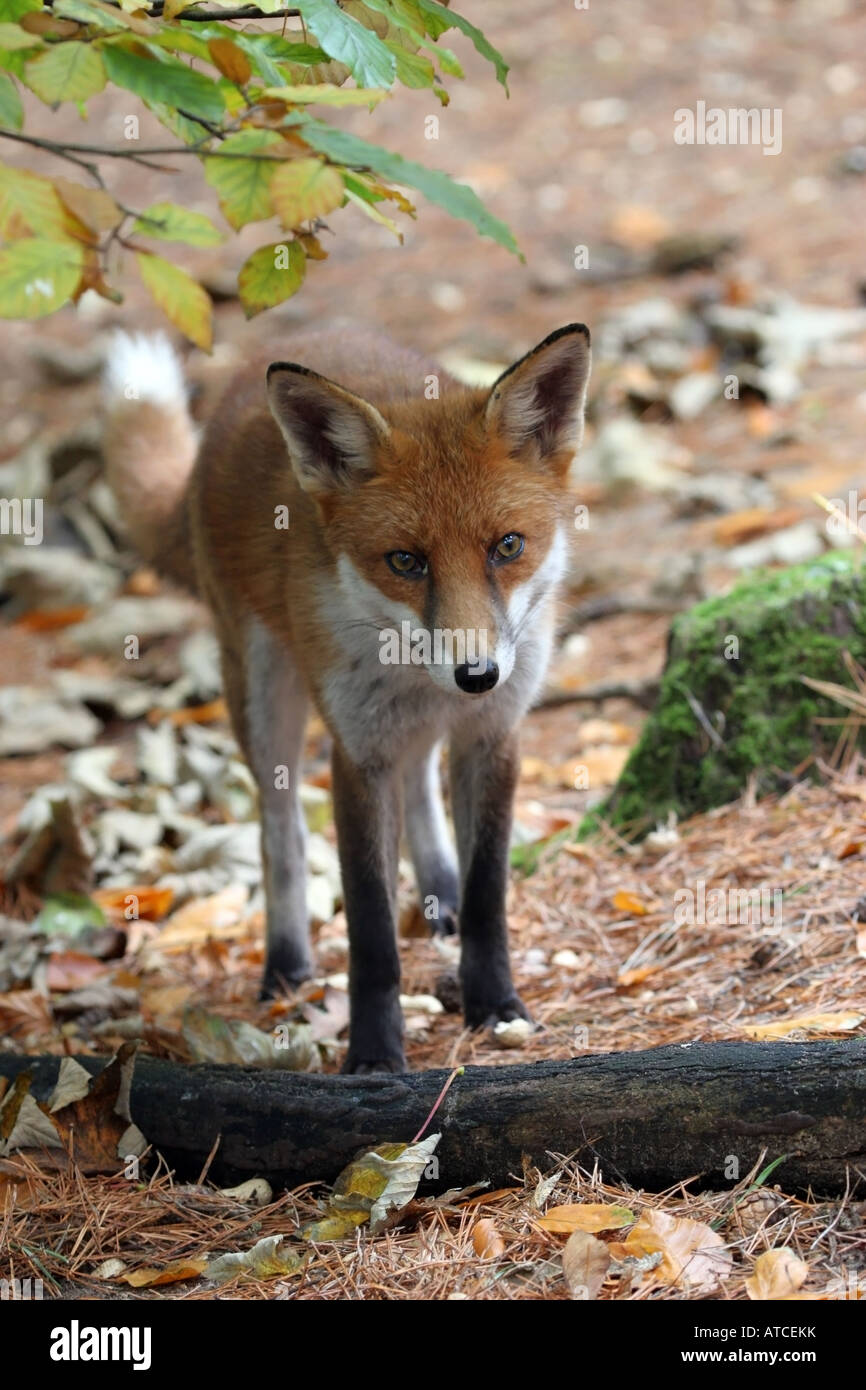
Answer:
[101,332,198,591]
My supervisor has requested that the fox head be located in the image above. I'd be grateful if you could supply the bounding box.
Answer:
[266,324,590,696]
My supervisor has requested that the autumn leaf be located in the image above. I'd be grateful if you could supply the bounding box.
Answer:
[301,1133,440,1240]
[270,157,344,229]
[124,1258,207,1288]
[205,1234,306,1285]
[562,1229,611,1300]
[612,890,649,916]
[746,1248,809,1300]
[742,1010,864,1041]
[207,36,251,86]
[623,1209,733,1292]
[136,251,212,351]
[472,1217,505,1259]
[539,1202,635,1235]
[237,239,306,318]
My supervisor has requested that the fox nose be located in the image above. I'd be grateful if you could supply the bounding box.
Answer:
[454,660,499,694]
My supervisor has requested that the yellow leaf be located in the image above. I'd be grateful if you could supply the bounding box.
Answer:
[742,1010,864,1041]
[539,1202,635,1235]
[237,240,306,318]
[301,1133,440,1239]
[746,1248,809,1300]
[270,158,344,229]
[562,1229,611,1300]
[612,890,648,916]
[135,251,212,352]
[0,161,66,239]
[205,1235,306,1285]
[623,1209,733,1292]
[124,1258,207,1287]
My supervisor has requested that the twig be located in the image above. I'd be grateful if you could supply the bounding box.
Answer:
[533,676,661,711]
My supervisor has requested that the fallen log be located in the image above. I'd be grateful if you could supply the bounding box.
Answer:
[1,1040,864,1195]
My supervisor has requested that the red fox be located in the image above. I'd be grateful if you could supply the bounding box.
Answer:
[102,322,591,1072]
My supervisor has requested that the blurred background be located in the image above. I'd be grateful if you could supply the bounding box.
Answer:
[1,0,865,1065]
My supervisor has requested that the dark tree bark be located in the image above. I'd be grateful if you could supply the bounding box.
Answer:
[1,1040,864,1195]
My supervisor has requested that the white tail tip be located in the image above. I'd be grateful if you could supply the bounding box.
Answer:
[102,330,187,411]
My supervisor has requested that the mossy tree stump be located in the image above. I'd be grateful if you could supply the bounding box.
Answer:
[586,551,866,836]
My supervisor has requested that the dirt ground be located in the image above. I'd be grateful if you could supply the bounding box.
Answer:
[2,0,866,1302]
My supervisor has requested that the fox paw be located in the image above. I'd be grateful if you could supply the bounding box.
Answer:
[464,993,531,1031]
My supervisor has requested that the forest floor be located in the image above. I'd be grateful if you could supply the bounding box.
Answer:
[2,0,866,1300]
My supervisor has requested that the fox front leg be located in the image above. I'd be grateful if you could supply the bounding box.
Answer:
[332,744,407,1074]
[449,727,529,1029]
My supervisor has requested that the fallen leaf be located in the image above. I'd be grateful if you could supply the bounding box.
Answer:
[301,1133,440,1240]
[46,951,109,991]
[205,1234,306,1285]
[182,1006,319,1071]
[623,1209,733,1292]
[472,1218,506,1260]
[539,1202,635,1234]
[746,1248,809,1300]
[612,890,649,916]
[616,964,660,989]
[124,1258,207,1288]
[0,1045,146,1173]
[92,885,174,922]
[562,1229,611,1299]
[742,1010,864,1040]
[218,1178,273,1207]
[148,698,228,726]
[580,746,630,787]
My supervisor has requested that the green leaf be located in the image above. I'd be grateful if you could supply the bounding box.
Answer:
[24,41,106,103]
[237,239,306,317]
[270,157,343,228]
[133,201,224,246]
[0,49,25,75]
[0,160,66,237]
[231,33,326,86]
[294,0,395,87]
[203,128,283,229]
[148,25,211,62]
[54,0,132,31]
[0,20,41,47]
[0,70,22,126]
[0,0,42,19]
[299,119,520,256]
[35,893,106,936]
[145,98,205,145]
[102,42,225,123]
[0,237,83,318]
[415,0,509,90]
[384,37,434,88]
[136,250,212,351]
[261,82,387,105]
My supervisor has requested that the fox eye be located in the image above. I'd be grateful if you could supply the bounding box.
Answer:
[492,533,525,563]
[386,550,427,578]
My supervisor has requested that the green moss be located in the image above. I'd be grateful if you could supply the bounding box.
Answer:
[581,550,866,838]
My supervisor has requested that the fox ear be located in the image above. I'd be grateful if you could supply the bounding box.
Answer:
[485,324,591,466]
[267,363,390,492]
